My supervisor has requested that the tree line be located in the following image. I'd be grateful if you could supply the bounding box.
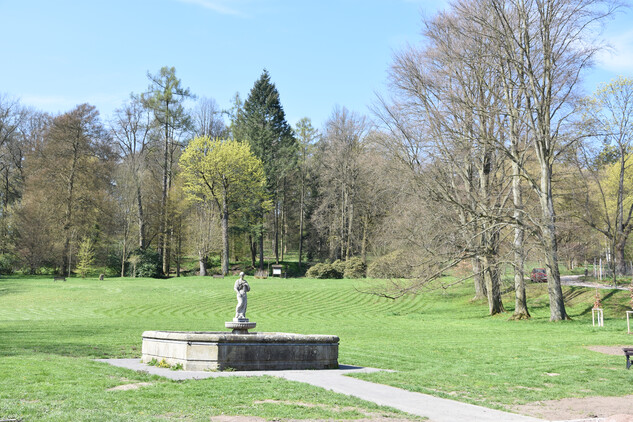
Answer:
[0,0,629,322]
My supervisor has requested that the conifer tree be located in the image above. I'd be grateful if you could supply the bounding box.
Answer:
[236,70,297,267]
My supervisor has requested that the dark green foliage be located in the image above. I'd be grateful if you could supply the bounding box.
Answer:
[305,262,342,279]
[306,258,367,279]
[237,70,297,192]
[367,250,414,279]
[344,257,366,279]
[331,259,346,277]
[128,248,162,278]
[0,253,16,274]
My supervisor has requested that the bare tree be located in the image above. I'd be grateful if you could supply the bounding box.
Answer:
[312,107,368,261]
[482,0,619,320]
[193,97,227,139]
[111,97,151,250]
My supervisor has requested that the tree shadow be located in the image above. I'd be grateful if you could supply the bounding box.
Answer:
[0,325,132,358]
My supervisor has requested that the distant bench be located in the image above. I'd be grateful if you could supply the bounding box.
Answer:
[624,348,633,369]
[53,276,66,282]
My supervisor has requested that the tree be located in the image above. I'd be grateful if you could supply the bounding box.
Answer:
[576,77,633,281]
[180,137,267,275]
[294,118,319,271]
[111,97,152,250]
[141,66,194,275]
[76,237,95,278]
[187,201,221,276]
[482,0,618,320]
[312,107,368,261]
[27,104,114,276]
[193,97,227,139]
[0,95,27,254]
[236,70,297,267]
[377,8,511,315]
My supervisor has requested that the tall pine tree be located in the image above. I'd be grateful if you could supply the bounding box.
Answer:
[236,70,297,267]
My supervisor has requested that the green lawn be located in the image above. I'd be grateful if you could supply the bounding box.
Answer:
[1,275,633,420]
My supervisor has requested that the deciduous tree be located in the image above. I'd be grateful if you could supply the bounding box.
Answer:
[180,137,267,275]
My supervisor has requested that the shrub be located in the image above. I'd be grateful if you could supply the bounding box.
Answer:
[331,260,346,277]
[0,253,17,275]
[127,248,162,278]
[367,250,416,279]
[344,257,366,279]
[306,263,342,279]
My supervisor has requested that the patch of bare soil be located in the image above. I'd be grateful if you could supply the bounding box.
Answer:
[107,382,152,391]
[512,395,633,421]
[586,345,633,356]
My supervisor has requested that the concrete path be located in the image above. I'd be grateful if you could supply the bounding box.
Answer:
[99,359,544,422]
[560,275,629,291]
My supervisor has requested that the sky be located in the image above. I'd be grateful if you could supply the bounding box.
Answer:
[0,0,632,130]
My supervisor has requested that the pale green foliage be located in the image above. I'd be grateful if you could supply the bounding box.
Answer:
[76,238,95,278]
[179,137,267,208]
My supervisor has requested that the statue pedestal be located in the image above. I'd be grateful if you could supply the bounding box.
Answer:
[141,331,339,371]
[225,318,257,334]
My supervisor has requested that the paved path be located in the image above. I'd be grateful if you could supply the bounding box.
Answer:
[99,359,544,422]
[561,275,629,291]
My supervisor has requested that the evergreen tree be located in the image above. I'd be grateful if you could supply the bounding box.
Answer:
[236,70,297,267]
[76,238,95,278]
[141,66,194,276]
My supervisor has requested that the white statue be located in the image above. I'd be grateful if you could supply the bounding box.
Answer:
[234,272,250,320]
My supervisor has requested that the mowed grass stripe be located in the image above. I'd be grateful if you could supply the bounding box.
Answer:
[3,275,633,414]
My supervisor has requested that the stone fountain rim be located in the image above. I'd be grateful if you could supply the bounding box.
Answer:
[142,330,340,343]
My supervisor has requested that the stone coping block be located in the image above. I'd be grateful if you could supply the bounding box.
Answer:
[142,330,339,371]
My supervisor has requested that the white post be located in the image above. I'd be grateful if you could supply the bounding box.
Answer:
[599,258,602,281]
[592,308,604,327]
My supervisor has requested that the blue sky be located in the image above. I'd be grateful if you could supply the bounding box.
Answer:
[0,0,631,130]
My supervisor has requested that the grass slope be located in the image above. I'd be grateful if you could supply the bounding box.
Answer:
[1,275,632,419]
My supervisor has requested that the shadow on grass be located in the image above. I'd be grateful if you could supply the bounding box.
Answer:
[0,324,131,358]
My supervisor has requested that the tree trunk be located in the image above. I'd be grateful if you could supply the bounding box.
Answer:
[159,116,169,274]
[346,199,354,260]
[136,184,145,249]
[249,234,257,268]
[616,240,627,276]
[274,198,279,264]
[221,194,229,276]
[361,214,368,264]
[198,251,207,276]
[121,227,128,278]
[472,256,487,300]
[511,161,530,320]
[62,142,79,276]
[483,255,504,315]
[258,218,264,271]
[176,218,182,278]
[539,163,568,321]
[298,182,305,271]
[281,183,287,262]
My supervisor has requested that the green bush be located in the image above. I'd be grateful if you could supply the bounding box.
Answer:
[331,259,346,277]
[306,263,342,279]
[127,248,162,278]
[0,253,17,274]
[367,250,415,279]
[306,259,367,279]
[344,257,366,279]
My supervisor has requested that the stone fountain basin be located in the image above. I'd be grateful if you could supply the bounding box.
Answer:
[141,330,339,371]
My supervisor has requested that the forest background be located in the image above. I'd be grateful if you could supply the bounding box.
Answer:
[0,0,633,324]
